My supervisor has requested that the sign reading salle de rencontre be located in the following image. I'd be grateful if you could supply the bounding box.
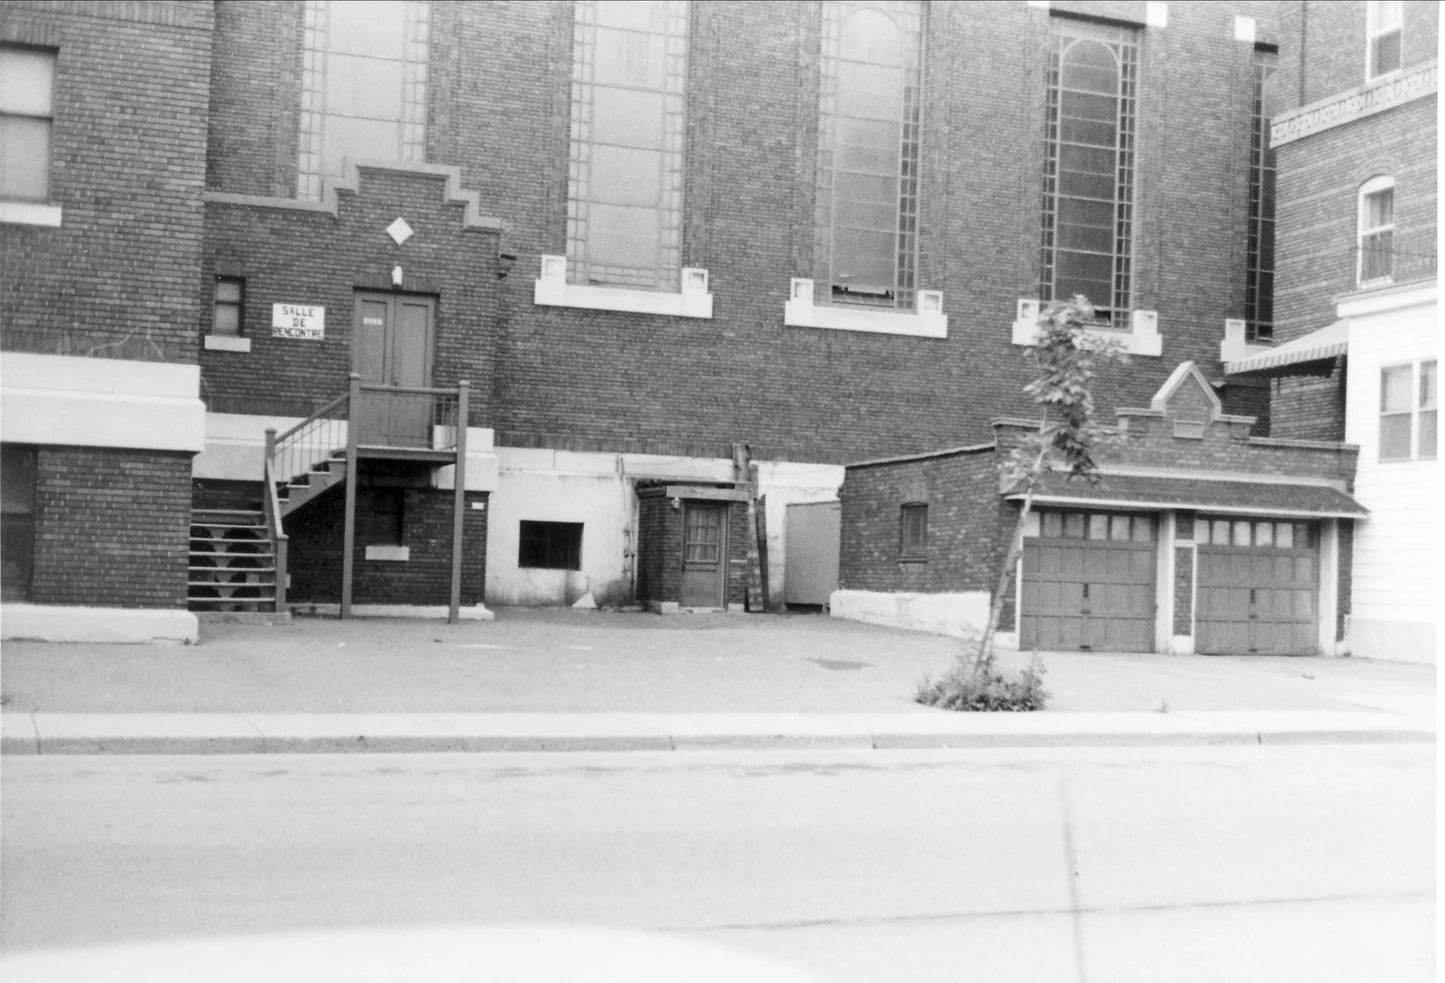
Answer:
[271,304,325,340]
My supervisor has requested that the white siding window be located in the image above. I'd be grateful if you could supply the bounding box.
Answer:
[1380,360,1436,462]
[1366,1,1403,80]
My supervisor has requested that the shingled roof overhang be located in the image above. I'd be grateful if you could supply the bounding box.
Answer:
[1004,472,1367,518]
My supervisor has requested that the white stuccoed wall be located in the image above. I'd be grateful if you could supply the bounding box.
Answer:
[485,449,844,608]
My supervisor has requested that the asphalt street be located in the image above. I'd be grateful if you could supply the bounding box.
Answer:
[1,744,1433,982]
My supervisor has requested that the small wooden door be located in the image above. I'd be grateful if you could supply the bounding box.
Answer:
[352,292,435,447]
[681,502,727,608]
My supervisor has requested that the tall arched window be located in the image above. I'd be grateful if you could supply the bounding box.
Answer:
[566,0,689,291]
[1357,175,1395,285]
[1245,49,1278,342]
[1040,19,1138,324]
[297,0,431,201]
[816,1,922,310]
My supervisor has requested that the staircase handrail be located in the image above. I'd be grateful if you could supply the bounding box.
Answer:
[272,391,350,448]
[260,450,289,615]
[355,382,460,397]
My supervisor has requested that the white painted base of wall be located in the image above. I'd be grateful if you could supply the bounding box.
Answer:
[646,602,749,615]
[0,605,198,644]
[1171,635,1196,655]
[1346,617,1437,664]
[829,590,991,639]
[287,604,495,621]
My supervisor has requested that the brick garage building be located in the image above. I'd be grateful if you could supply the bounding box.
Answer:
[1223,0,1437,662]
[1,2,210,642]
[836,362,1365,655]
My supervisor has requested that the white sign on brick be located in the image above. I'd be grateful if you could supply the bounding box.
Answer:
[271,303,325,340]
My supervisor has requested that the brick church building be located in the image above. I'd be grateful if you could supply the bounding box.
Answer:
[1,1,1434,658]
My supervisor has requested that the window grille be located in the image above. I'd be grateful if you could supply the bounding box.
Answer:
[566,0,688,291]
[1039,19,1138,324]
[297,0,430,200]
[815,1,923,311]
[1245,50,1277,342]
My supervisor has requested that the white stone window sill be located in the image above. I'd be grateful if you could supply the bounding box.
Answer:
[204,335,252,353]
[0,201,63,227]
[1011,300,1162,357]
[1219,319,1268,364]
[784,279,948,338]
[364,545,410,562]
[534,255,713,319]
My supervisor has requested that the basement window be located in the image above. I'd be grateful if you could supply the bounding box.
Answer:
[1,444,37,602]
[519,520,583,570]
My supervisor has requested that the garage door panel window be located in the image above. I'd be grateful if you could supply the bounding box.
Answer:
[1195,516,1311,548]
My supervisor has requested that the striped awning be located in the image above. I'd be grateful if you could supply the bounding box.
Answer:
[1223,319,1349,375]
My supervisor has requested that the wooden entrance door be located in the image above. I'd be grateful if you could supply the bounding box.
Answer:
[681,502,727,608]
[352,292,435,447]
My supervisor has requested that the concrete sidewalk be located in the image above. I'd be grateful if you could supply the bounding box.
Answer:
[1,709,1433,755]
[0,608,1435,753]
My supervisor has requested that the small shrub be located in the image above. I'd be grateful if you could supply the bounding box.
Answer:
[916,658,1048,712]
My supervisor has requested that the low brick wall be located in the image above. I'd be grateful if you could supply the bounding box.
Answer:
[32,447,192,609]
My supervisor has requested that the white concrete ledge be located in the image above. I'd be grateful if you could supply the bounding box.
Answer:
[0,353,205,452]
[829,589,991,639]
[0,201,63,226]
[0,605,198,644]
[534,256,713,319]
[203,335,252,352]
[1013,300,1162,356]
[784,279,947,338]
[286,603,495,621]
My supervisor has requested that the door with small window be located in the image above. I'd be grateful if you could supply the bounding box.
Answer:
[352,292,436,447]
[681,502,727,609]
[1020,509,1157,652]
[1195,517,1318,655]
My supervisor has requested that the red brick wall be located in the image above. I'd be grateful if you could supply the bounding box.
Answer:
[201,168,501,424]
[1173,544,1195,637]
[200,2,1288,464]
[636,495,678,605]
[0,1,212,364]
[205,0,298,197]
[1269,1,1436,440]
[29,447,191,608]
[285,478,488,607]
[839,448,1009,595]
[1279,1,1439,109]
[491,1,1282,463]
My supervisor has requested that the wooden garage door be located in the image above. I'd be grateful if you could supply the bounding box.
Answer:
[1196,517,1318,655]
[1020,510,1156,652]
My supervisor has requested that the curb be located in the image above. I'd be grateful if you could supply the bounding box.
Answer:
[1,711,1434,756]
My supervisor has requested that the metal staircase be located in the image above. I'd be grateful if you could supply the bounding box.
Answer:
[184,374,471,620]
[188,509,279,612]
